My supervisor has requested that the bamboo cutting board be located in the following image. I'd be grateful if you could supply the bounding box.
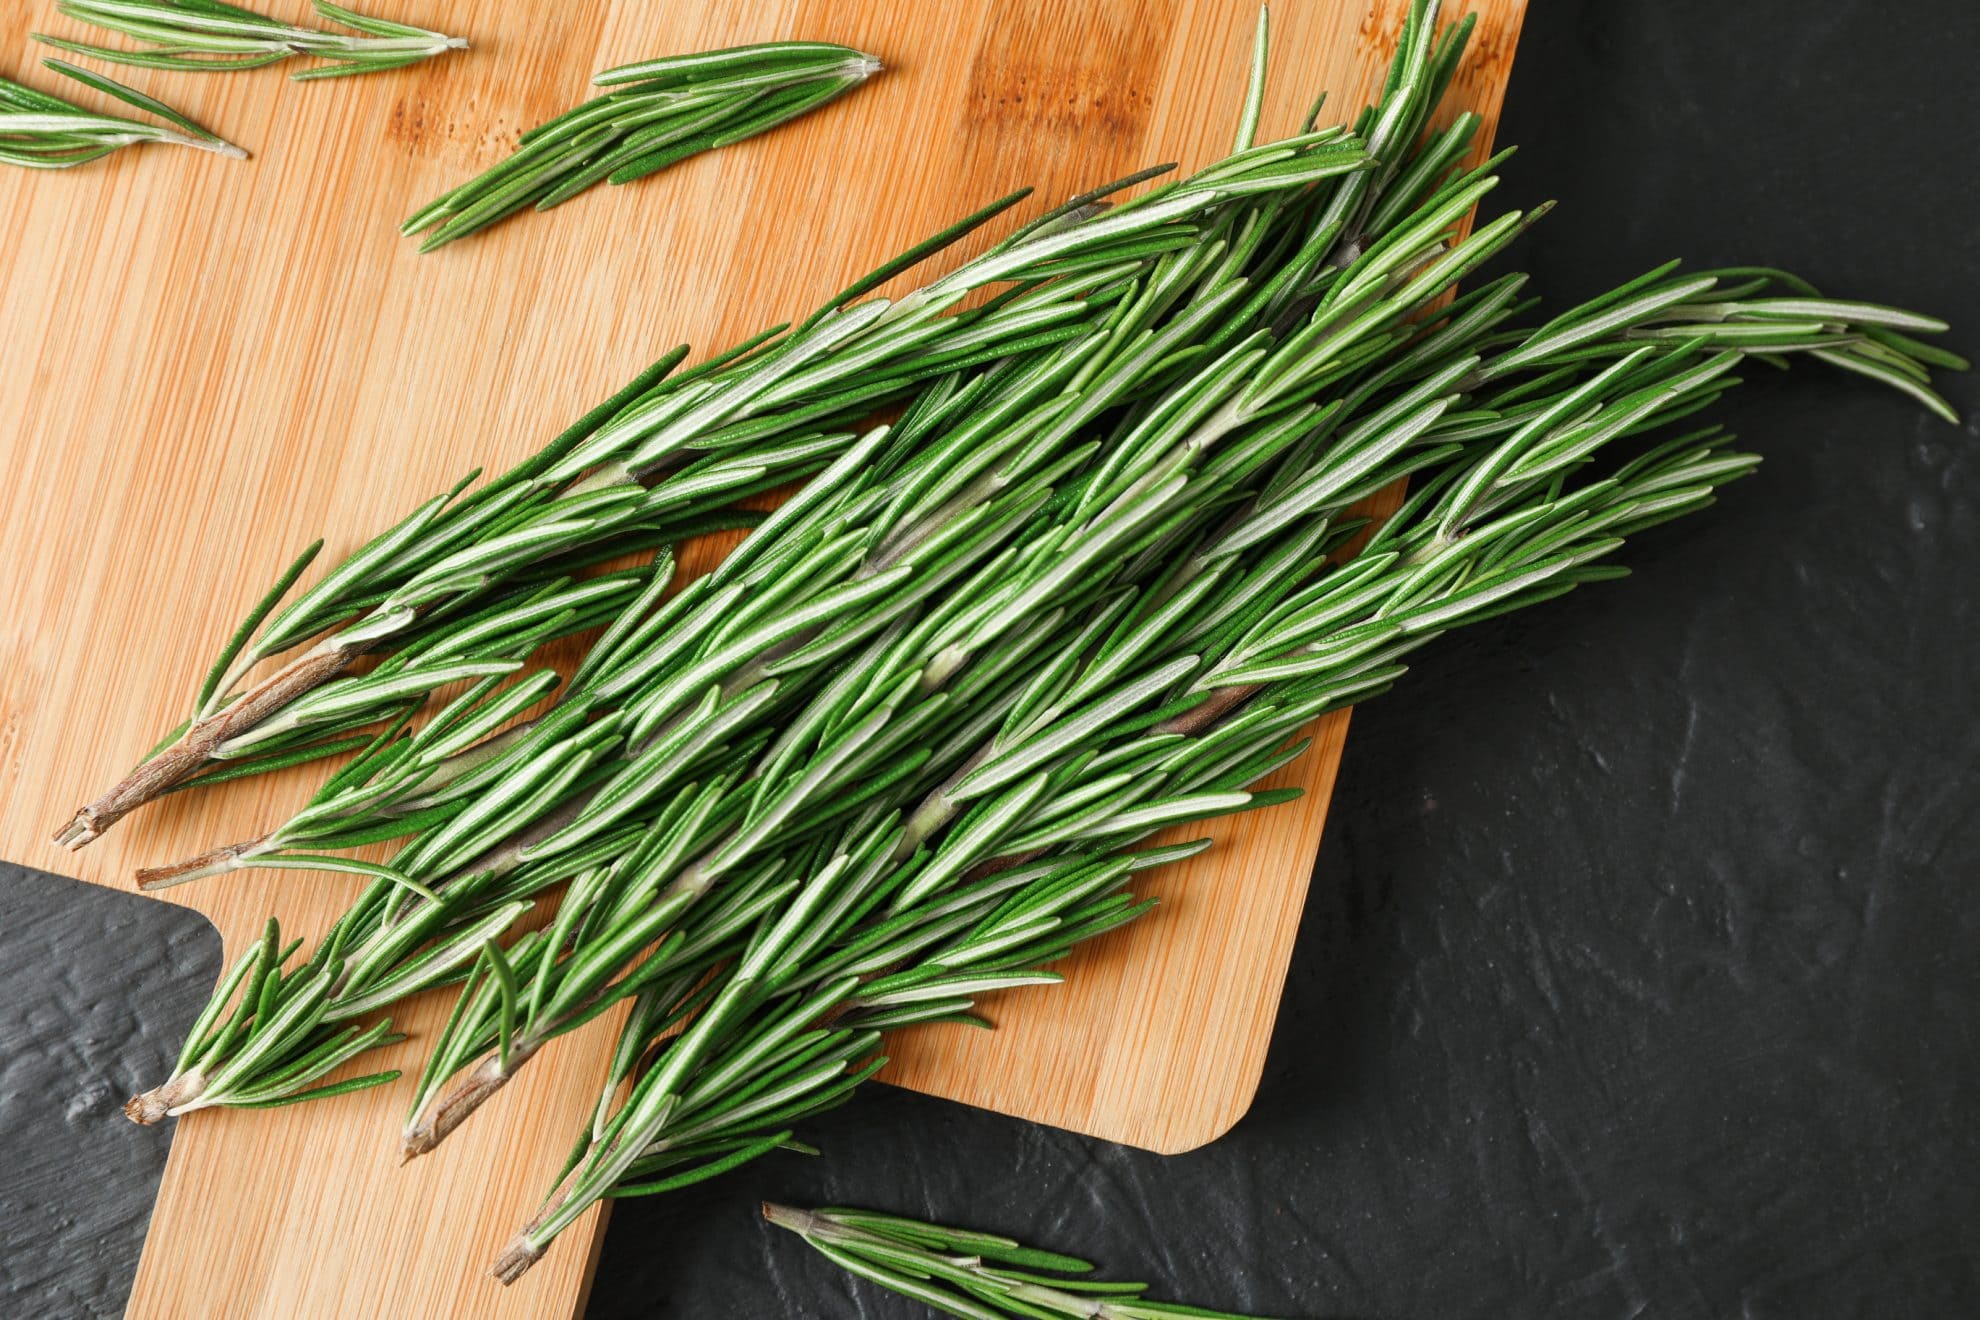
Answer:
[0,1,1523,1314]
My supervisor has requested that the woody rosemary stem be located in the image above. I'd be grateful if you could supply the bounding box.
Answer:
[400,1041,538,1159]
[56,643,356,848]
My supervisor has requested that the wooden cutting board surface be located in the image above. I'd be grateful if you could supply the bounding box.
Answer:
[0,1,1523,1314]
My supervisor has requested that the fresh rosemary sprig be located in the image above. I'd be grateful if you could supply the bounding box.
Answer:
[403,41,884,252]
[764,1203,1274,1320]
[0,56,245,166]
[123,914,411,1121]
[36,0,467,81]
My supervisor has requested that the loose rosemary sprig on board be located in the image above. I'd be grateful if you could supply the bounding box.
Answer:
[0,56,245,166]
[764,1203,1274,1320]
[133,559,685,867]
[36,0,467,81]
[403,42,884,252]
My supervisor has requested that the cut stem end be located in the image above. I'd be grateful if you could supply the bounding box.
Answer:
[125,1071,203,1125]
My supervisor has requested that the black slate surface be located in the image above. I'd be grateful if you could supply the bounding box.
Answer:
[3,1,1977,1316]
[0,864,218,1317]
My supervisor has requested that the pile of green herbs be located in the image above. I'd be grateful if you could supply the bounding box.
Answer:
[87,1,1958,1287]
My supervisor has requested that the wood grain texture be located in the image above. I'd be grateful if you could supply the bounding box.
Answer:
[0,1,1523,1314]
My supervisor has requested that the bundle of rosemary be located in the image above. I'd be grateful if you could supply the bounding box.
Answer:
[127,111,1386,1117]
[58,92,1355,845]
[0,56,245,167]
[404,42,885,251]
[36,0,467,80]
[101,0,1958,1289]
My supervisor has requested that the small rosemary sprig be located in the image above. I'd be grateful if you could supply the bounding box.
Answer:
[131,560,683,884]
[402,42,883,252]
[764,1203,1274,1320]
[35,0,467,81]
[0,56,245,167]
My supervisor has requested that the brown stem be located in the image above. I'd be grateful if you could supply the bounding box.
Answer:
[386,719,540,812]
[624,449,694,488]
[1154,682,1259,737]
[962,847,1045,882]
[401,1038,539,1160]
[388,799,611,1154]
[760,1201,823,1234]
[56,643,357,849]
[124,1070,203,1125]
[134,834,272,891]
[466,792,591,879]
[400,849,647,1154]
[491,1237,545,1288]
[891,746,989,862]
[491,1160,585,1285]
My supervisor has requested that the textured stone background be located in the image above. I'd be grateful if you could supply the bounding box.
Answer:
[0,865,216,1318]
[4,0,1977,1316]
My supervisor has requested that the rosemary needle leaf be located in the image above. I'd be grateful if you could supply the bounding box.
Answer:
[405,40,882,252]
